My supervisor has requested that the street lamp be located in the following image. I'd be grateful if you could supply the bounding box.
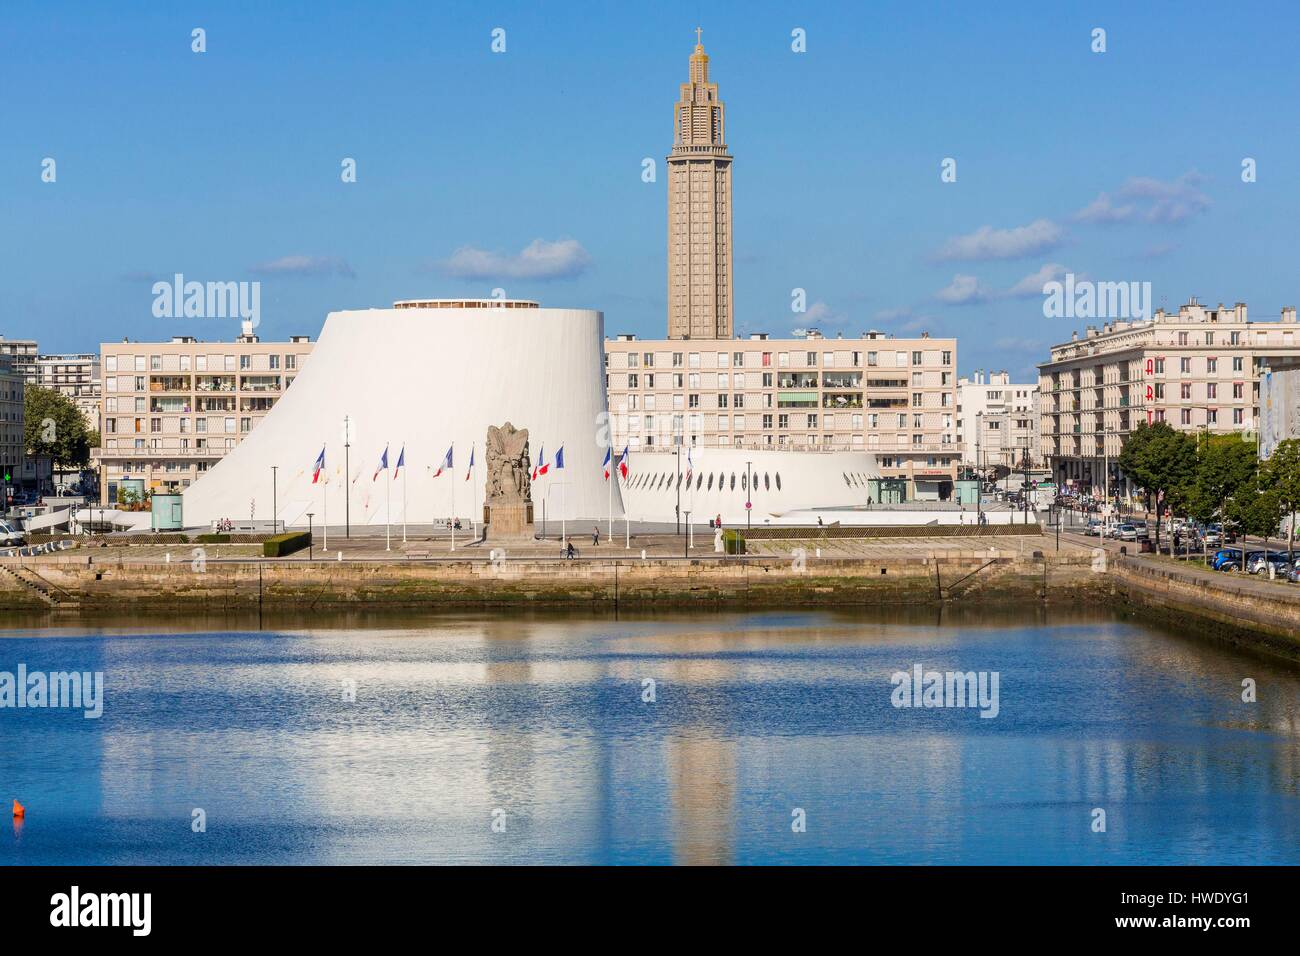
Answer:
[343,415,351,539]
[683,511,691,558]
[745,459,753,531]
[306,512,313,559]
[271,465,278,536]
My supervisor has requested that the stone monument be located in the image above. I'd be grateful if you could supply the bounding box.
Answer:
[484,422,534,537]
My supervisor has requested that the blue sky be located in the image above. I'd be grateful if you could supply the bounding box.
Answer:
[3,0,1299,378]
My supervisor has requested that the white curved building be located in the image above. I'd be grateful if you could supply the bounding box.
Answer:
[183,300,624,529]
[619,447,880,525]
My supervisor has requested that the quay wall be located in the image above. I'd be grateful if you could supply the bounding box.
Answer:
[0,552,1106,613]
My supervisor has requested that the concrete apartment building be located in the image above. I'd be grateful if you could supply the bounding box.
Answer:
[95,326,313,504]
[0,336,38,382]
[957,370,1040,470]
[1038,297,1300,496]
[0,355,23,497]
[604,330,960,499]
[34,353,101,432]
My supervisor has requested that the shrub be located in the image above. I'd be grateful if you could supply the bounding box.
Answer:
[722,529,746,555]
[196,533,231,544]
[263,531,311,557]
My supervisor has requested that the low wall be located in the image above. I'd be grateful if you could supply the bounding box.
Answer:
[0,552,1106,613]
[740,523,1043,540]
[1112,556,1300,661]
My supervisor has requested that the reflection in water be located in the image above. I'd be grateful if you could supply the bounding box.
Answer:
[1,604,1299,864]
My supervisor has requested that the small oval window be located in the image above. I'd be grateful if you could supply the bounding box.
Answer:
[775,472,782,491]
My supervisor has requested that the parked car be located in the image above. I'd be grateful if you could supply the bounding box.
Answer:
[1249,552,1293,576]
[1084,520,1103,536]
[0,520,26,547]
[1112,524,1140,541]
[1211,548,1244,571]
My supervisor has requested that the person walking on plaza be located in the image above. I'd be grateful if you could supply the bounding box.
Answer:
[592,526,600,546]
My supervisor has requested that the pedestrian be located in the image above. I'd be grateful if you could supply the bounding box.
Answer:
[592,525,600,546]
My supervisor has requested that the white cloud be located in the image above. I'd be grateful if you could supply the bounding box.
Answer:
[1006,262,1068,298]
[1074,172,1210,226]
[935,219,1064,261]
[934,274,993,305]
[437,238,591,280]
[250,255,355,278]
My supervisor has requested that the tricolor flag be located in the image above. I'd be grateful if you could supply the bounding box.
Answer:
[394,445,405,479]
[532,445,545,481]
[433,445,453,478]
[312,446,326,484]
[465,446,474,481]
[685,447,693,485]
[554,446,565,470]
[601,447,612,480]
[372,445,388,481]
[617,444,630,479]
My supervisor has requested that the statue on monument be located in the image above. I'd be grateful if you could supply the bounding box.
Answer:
[486,423,531,504]
[485,423,534,536]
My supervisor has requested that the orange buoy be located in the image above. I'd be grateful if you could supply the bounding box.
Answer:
[12,799,24,818]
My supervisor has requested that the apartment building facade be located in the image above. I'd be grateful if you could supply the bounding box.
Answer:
[956,370,1040,470]
[0,355,23,497]
[604,330,960,499]
[34,353,101,432]
[1038,298,1300,496]
[96,330,313,504]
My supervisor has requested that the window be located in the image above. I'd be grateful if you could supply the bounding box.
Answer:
[1180,358,1191,374]
[1207,358,1217,374]
[717,394,729,409]
[912,351,922,365]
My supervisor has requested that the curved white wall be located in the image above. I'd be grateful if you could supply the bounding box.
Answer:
[184,306,624,528]
[618,448,878,525]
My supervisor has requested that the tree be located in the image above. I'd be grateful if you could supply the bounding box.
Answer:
[1185,433,1257,532]
[1117,421,1197,551]
[1260,438,1300,559]
[24,385,92,472]
[1227,478,1282,571]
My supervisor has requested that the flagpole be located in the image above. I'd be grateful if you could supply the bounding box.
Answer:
[450,442,456,553]
[385,450,392,552]
[402,452,407,544]
[607,446,612,543]
[322,443,328,551]
[471,443,478,541]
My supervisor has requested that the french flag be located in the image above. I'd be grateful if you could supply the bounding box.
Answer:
[554,446,564,470]
[617,444,630,479]
[685,447,693,485]
[601,447,611,480]
[394,445,405,479]
[532,445,545,481]
[433,445,453,478]
[312,446,326,484]
[372,445,388,481]
[465,446,474,481]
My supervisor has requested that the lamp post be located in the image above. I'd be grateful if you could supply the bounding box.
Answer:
[343,415,351,539]
[271,465,278,536]
[745,459,752,531]
[675,424,682,536]
[306,512,313,560]
[975,411,984,526]
[683,511,691,558]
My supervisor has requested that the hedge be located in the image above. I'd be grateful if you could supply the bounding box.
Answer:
[262,531,312,557]
[195,533,230,544]
[722,529,746,555]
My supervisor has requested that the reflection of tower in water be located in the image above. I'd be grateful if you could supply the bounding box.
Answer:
[666,656,736,865]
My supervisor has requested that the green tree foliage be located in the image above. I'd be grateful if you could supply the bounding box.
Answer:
[24,385,92,469]
[1259,438,1300,558]
[1117,421,1197,548]
[1185,434,1257,526]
